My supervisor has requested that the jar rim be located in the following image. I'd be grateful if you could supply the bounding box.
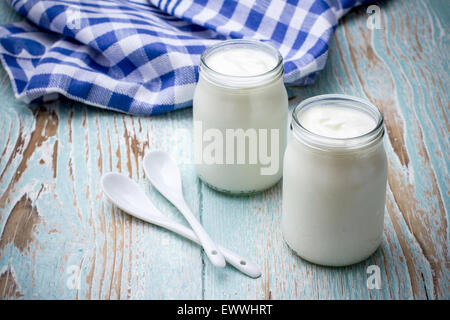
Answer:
[291,94,385,150]
[199,39,284,88]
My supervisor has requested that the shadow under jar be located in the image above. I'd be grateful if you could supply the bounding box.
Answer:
[282,94,388,267]
[193,39,288,194]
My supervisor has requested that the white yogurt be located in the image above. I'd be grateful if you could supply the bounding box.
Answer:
[299,105,377,139]
[282,95,387,266]
[205,47,278,76]
[193,40,288,194]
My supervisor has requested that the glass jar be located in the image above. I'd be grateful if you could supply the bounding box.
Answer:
[193,39,288,194]
[282,94,388,266]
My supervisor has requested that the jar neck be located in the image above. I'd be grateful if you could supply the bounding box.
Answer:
[199,39,284,89]
[290,94,385,153]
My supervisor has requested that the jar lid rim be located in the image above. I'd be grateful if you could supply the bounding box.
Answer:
[199,39,284,88]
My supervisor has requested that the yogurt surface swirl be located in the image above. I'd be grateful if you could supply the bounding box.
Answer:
[298,105,377,139]
[205,47,278,77]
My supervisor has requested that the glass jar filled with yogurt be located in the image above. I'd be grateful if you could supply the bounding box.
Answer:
[282,94,387,266]
[193,40,288,194]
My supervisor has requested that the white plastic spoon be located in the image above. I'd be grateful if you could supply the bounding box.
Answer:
[143,151,226,268]
[101,172,261,278]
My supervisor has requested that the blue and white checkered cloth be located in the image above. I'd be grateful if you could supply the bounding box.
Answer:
[0,0,371,115]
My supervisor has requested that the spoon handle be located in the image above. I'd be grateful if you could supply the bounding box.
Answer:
[175,200,226,268]
[133,209,261,278]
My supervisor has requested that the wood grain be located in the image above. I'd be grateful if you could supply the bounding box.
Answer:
[0,0,448,299]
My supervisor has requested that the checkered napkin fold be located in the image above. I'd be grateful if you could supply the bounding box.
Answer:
[0,0,371,116]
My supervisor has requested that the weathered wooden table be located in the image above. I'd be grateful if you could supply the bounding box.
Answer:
[0,0,448,300]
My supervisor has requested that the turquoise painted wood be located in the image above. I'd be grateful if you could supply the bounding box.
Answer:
[0,0,448,299]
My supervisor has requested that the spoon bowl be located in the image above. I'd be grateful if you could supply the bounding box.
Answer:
[101,172,160,217]
[143,151,183,197]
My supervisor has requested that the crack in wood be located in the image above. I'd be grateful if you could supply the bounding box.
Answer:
[0,107,58,208]
[0,266,24,299]
[0,194,41,253]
